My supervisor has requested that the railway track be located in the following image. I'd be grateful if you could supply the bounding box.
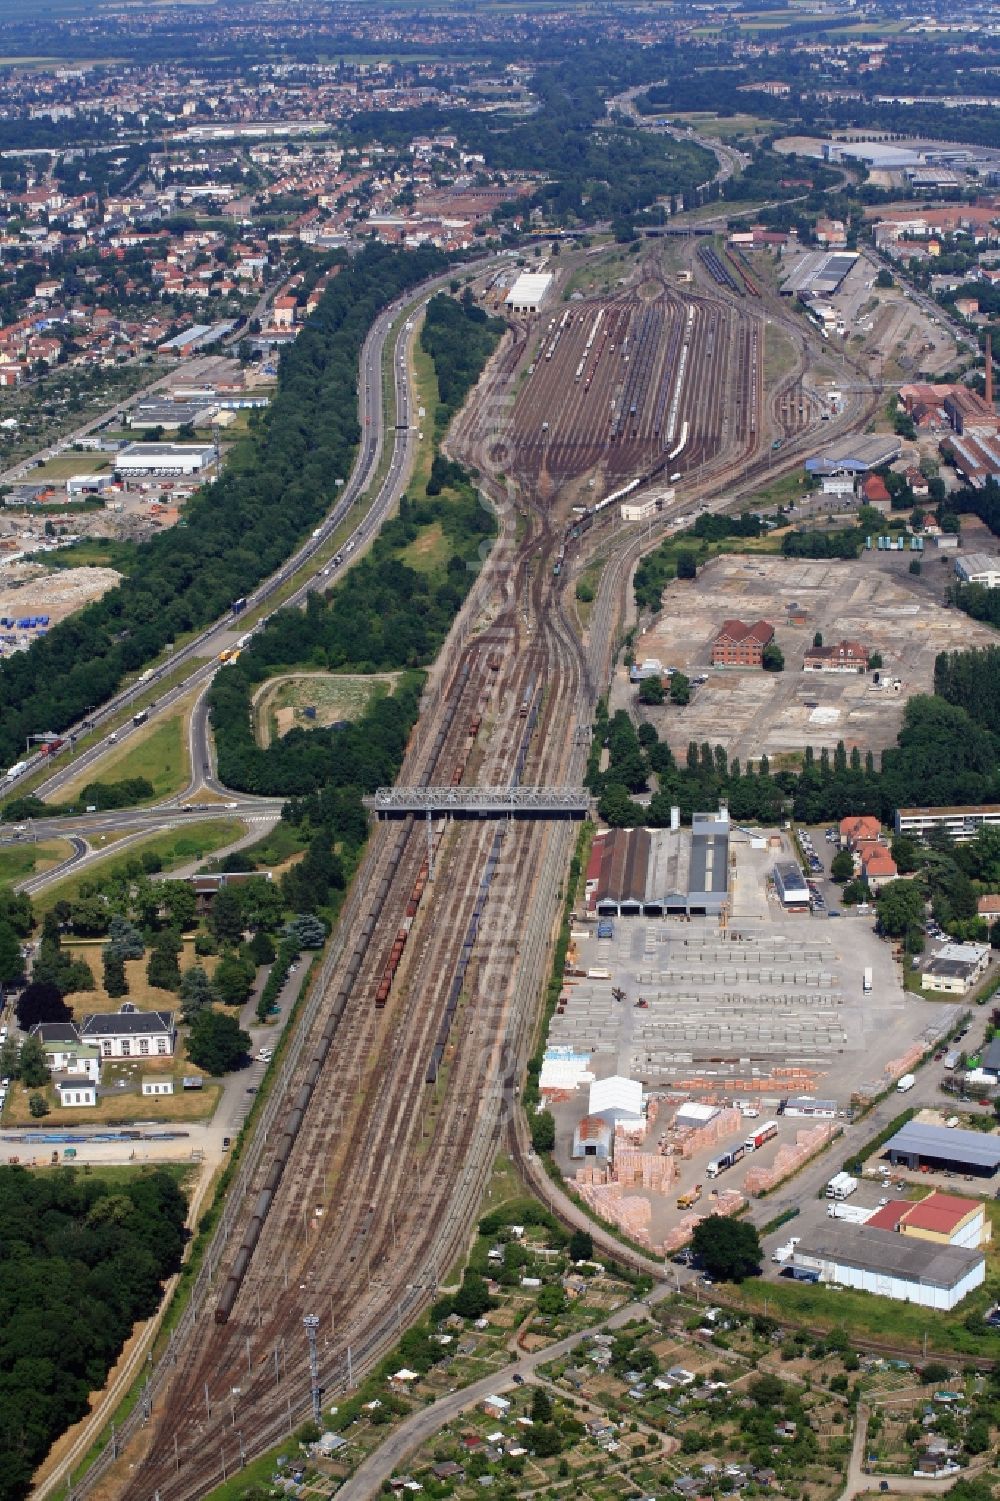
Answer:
[97,394,589,1501]
[90,240,883,1501]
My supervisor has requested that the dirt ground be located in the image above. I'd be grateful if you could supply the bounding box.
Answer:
[629,551,997,763]
[0,561,121,627]
[253,671,398,747]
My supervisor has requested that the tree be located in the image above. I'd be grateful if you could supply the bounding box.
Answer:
[831,850,855,883]
[108,914,144,959]
[638,676,664,706]
[287,914,326,949]
[676,551,697,580]
[186,1008,250,1075]
[921,1361,951,1386]
[160,881,197,932]
[875,268,893,289]
[568,1228,593,1262]
[179,964,218,1023]
[0,1036,18,1082]
[530,1109,555,1153]
[28,1091,50,1118]
[16,981,71,1031]
[749,1373,786,1408]
[762,642,784,672]
[209,885,245,947]
[102,947,129,999]
[214,951,256,1008]
[452,1271,491,1320]
[876,879,925,938]
[869,651,883,670]
[532,1425,562,1458]
[248,930,276,965]
[537,1284,566,1316]
[690,1215,761,1283]
[147,929,182,992]
[0,920,24,992]
[19,1034,50,1087]
[813,631,823,648]
[670,671,691,706]
[531,1386,553,1423]
[842,879,868,906]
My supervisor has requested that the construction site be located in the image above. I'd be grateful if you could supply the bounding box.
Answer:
[630,551,998,762]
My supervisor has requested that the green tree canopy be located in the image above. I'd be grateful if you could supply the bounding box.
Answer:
[691,1215,761,1283]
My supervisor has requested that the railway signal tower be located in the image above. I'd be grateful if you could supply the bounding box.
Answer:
[303,1314,321,1425]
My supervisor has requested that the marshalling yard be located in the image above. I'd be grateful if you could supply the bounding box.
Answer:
[76,233,906,1501]
[507,274,761,503]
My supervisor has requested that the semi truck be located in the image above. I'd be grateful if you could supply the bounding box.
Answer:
[826,1171,858,1200]
[4,761,27,781]
[771,1236,800,1264]
[827,1202,872,1224]
[863,967,873,994]
[706,1144,745,1179]
[744,1120,779,1153]
[897,1073,915,1093]
[132,710,148,726]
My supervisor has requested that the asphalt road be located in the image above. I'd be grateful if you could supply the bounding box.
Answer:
[5,259,500,819]
[336,1287,675,1500]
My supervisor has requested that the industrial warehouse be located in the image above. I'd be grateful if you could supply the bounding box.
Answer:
[585,809,730,917]
[791,1224,985,1311]
[884,1120,1000,1179]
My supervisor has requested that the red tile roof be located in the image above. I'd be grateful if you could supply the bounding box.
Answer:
[901,1192,977,1235]
[716,618,774,646]
[865,1202,907,1232]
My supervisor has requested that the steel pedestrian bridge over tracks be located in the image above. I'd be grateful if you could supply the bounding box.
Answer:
[365,784,590,819]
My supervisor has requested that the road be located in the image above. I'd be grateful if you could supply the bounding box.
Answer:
[2,261,504,897]
[4,258,500,813]
[337,1288,674,1501]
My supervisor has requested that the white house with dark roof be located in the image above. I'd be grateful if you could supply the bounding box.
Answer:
[80,1002,176,1059]
[54,1077,97,1109]
[30,1022,101,1082]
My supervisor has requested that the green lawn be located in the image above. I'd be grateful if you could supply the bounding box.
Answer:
[51,701,192,806]
[36,819,246,911]
[0,837,73,884]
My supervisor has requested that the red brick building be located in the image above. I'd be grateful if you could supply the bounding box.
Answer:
[710,618,775,668]
[803,639,870,673]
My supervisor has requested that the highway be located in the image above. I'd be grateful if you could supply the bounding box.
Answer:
[3,260,495,818]
[2,263,505,895]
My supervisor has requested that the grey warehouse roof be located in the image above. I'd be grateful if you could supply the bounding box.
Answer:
[81,1010,175,1036]
[795,1223,983,1290]
[689,811,729,899]
[885,1120,1000,1171]
[805,434,901,475]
